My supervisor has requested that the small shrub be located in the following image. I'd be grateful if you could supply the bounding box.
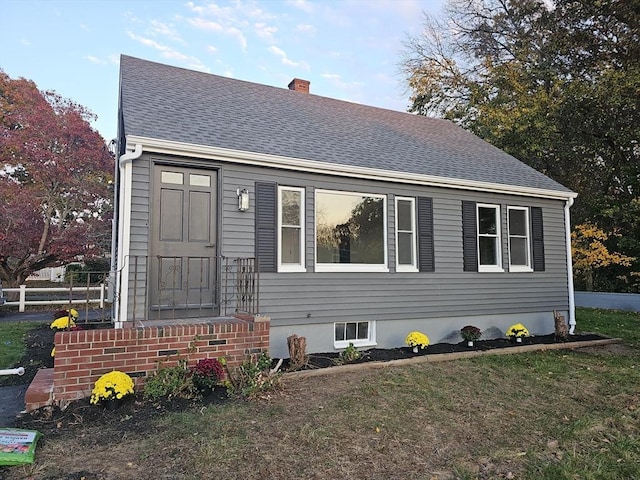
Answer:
[143,360,194,401]
[334,342,361,365]
[460,325,482,342]
[192,358,225,389]
[225,353,281,398]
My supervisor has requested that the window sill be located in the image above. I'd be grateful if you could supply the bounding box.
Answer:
[316,264,389,273]
[509,266,533,273]
[478,266,504,273]
[396,266,419,273]
[334,339,377,350]
[278,265,307,273]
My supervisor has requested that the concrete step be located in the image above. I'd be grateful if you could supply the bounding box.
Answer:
[25,368,54,412]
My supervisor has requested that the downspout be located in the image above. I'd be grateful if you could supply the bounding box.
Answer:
[114,143,143,328]
[565,197,576,334]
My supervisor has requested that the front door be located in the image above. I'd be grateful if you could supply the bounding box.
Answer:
[150,165,218,318]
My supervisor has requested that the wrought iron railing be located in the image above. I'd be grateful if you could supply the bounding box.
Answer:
[120,256,259,322]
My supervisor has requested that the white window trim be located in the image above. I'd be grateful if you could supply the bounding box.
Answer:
[395,196,418,272]
[314,189,389,273]
[477,203,504,273]
[278,186,306,273]
[508,206,533,272]
[333,321,377,349]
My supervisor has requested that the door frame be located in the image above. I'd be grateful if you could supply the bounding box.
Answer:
[148,159,222,319]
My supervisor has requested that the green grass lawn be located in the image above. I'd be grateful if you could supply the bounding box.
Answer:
[2,308,639,480]
[576,306,640,346]
[0,322,45,369]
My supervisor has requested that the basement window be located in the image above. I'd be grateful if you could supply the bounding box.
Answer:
[334,321,376,349]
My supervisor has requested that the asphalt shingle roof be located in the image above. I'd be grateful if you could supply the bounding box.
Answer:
[119,55,572,194]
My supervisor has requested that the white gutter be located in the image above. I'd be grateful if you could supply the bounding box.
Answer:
[565,197,576,333]
[126,135,578,201]
[115,143,143,328]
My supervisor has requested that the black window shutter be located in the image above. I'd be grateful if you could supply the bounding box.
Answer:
[531,206,545,272]
[255,182,277,273]
[417,197,435,272]
[462,201,478,272]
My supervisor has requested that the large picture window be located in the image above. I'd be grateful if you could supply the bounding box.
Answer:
[508,206,531,271]
[396,197,417,271]
[477,204,502,272]
[315,190,387,272]
[278,186,305,272]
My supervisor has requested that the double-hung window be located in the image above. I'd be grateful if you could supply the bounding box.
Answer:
[315,190,387,272]
[395,197,417,271]
[278,186,305,272]
[477,204,502,272]
[508,206,532,271]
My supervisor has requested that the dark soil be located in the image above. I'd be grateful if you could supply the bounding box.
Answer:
[5,325,606,437]
[0,318,113,387]
[288,333,608,370]
[1,326,612,479]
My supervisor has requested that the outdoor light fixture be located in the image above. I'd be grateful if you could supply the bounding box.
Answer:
[237,188,250,212]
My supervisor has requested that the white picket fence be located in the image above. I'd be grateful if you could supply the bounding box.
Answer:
[3,284,107,312]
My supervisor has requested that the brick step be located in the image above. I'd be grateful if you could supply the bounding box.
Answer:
[25,368,54,412]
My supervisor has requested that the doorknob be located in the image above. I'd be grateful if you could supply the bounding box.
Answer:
[205,244,216,248]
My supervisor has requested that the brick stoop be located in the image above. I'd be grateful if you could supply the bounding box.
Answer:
[25,368,54,412]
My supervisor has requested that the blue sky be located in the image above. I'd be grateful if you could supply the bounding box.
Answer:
[0,0,445,143]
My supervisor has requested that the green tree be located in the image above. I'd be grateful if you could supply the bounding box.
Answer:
[401,0,640,291]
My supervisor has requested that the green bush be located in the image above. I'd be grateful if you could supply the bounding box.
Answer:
[333,342,362,365]
[226,352,281,398]
[143,360,194,401]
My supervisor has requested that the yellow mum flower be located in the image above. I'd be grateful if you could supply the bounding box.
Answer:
[506,323,530,338]
[405,331,430,349]
[90,371,135,405]
[50,316,76,329]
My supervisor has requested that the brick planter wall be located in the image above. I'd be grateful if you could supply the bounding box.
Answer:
[51,317,270,403]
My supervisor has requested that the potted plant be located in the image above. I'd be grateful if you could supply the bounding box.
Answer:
[506,323,530,343]
[90,370,135,409]
[405,331,430,354]
[191,358,225,395]
[460,325,482,347]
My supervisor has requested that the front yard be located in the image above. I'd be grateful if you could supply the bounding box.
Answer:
[2,308,639,479]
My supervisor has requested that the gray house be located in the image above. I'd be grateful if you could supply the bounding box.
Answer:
[113,55,577,358]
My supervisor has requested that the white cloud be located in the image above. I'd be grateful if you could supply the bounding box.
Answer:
[321,73,364,91]
[149,19,183,43]
[207,45,218,54]
[127,32,209,71]
[187,17,247,51]
[254,22,278,41]
[87,55,105,64]
[268,45,309,69]
[295,24,316,34]
[287,0,313,14]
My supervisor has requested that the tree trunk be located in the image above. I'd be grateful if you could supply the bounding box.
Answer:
[287,334,307,370]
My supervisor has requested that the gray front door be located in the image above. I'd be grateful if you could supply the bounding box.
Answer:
[150,165,218,318]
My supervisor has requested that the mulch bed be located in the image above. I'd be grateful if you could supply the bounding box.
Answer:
[0,319,111,387]
[286,333,608,370]
[7,324,608,437]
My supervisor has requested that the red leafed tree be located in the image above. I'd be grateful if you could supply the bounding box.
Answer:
[0,71,114,286]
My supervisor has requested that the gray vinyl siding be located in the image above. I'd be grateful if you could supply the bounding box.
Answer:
[124,153,570,328]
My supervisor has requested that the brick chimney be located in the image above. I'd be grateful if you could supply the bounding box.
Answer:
[288,78,310,94]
